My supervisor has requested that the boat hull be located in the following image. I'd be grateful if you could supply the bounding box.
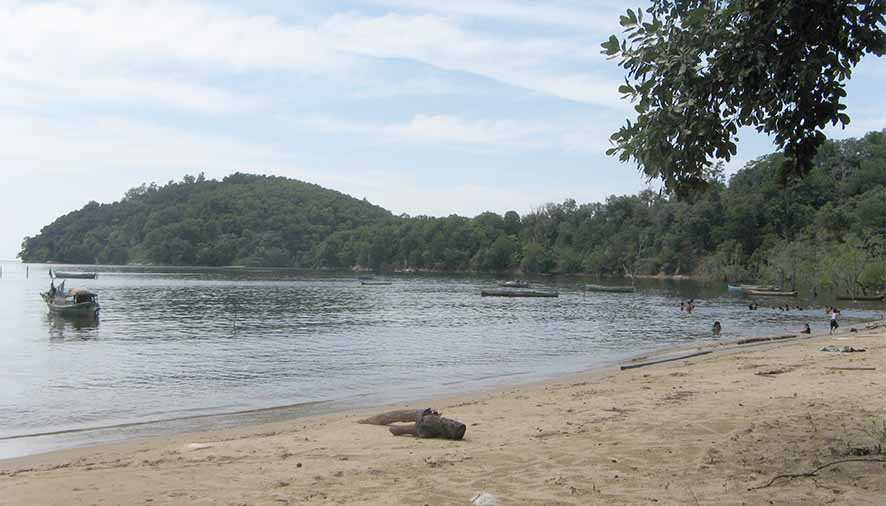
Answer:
[585,284,635,293]
[746,290,798,297]
[481,289,558,298]
[836,295,884,301]
[46,301,100,317]
[53,272,97,279]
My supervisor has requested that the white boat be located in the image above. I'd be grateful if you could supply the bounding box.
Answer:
[41,287,100,318]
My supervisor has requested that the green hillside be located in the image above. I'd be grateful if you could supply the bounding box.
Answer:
[19,173,393,267]
[19,132,886,296]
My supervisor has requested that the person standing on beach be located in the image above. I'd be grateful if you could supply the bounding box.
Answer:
[829,308,840,335]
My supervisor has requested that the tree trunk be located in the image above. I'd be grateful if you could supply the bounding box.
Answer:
[389,412,466,440]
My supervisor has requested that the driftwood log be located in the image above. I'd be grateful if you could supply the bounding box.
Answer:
[358,408,466,440]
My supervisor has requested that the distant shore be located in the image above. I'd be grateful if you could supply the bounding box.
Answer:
[2,323,884,504]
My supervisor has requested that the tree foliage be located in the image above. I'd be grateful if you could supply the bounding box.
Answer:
[18,133,886,295]
[602,0,884,193]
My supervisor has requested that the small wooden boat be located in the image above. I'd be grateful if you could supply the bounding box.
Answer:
[360,281,393,286]
[836,294,884,301]
[585,284,635,293]
[498,280,530,288]
[481,289,558,298]
[51,270,97,279]
[746,289,798,297]
[41,288,100,318]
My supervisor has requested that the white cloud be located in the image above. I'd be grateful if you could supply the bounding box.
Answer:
[319,13,622,108]
[0,1,623,112]
[0,0,348,112]
[368,0,619,31]
[301,113,613,151]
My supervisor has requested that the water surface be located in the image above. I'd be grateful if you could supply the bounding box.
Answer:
[0,263,881,458]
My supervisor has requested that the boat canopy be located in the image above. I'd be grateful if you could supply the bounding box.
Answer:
[68,288,97,296]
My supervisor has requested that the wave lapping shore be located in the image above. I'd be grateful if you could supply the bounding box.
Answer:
[2,325,885,505]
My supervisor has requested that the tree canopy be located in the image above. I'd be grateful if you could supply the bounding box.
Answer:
[19,132,885,295]
[602,0,884,194]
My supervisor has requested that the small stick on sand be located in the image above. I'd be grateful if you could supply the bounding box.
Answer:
[748,457,886,490]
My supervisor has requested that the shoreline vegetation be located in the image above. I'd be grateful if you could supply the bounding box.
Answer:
[2,323,884,504]
[17,131,885,298]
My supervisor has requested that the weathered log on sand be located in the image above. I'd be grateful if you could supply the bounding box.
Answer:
[389,411,466,440]
[357,409,435,425]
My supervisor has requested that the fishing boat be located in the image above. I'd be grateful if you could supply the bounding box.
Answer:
[498,280,530,288]
[360,281,393,286]
[50,268,97,279]
[836,294,884,301]
[746,289,798,297]
[481,288,558,298]
[585,284,635,293]
[41,287,100,318]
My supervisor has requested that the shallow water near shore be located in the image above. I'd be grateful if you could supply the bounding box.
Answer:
[0,263,881,459]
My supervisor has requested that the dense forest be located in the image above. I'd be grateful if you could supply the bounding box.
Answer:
[19,131,886,296]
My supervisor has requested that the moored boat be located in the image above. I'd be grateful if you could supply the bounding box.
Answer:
[360,281,393,286]
[481,288,558,298]
[498,280,530,288]
[746,289,798,297]
[585,284,635,293]
[41,287,100,318]
[50,269,97,279]
[836,294,884,301]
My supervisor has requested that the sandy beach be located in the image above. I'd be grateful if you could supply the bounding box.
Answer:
[2,324,884,505]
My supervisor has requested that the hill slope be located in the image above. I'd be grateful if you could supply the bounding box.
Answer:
[19,173,393,267]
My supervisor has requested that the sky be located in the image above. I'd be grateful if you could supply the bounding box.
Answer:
[1,0,883,260]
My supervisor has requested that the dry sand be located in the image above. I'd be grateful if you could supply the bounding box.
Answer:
[2,324,885,505]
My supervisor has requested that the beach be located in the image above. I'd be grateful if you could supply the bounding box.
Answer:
[2,324,884,505]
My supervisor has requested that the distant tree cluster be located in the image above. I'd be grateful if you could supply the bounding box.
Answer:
[19,132,886,296]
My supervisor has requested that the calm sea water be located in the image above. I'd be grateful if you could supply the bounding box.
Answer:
[0,263,881,458]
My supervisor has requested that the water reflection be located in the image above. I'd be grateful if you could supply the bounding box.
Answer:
[46,314,100,340]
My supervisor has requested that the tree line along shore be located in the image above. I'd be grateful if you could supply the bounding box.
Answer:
[18,131,885,297]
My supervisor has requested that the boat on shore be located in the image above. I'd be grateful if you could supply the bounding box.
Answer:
[481,288,558,298]
[41,287,100,318]
[746,289,798,297]
[836,294,884,301]
[585,284,635,293]
[498,280,530,288]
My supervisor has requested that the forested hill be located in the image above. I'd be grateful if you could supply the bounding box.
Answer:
[18,131,886,295]
[19,173,393,267]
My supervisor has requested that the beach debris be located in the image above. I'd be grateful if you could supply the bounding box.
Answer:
[185,443,215,451]
[470,492,498,506]
[620,350,712,371]
[748,457,886,490]
[735,334,798,346]
[819,346,866,353]
[359,408,466,440]
[358,409,436,425]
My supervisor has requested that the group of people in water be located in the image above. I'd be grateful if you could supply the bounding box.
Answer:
[679,298,844,337]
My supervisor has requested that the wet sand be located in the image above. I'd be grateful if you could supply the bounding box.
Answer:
[2,323,885,505]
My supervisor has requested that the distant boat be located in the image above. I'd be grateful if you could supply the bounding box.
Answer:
[746,289,798,297]
[727,284,743,292]
[41,287,100,318]
[498,280,530,288]
[50,268,97,279]
[585,284,635,293]
[361,281,392,286]
[836,294,884,302]
[481,288,558,298]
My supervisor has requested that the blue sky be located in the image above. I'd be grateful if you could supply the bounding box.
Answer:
[0,0,883,259]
